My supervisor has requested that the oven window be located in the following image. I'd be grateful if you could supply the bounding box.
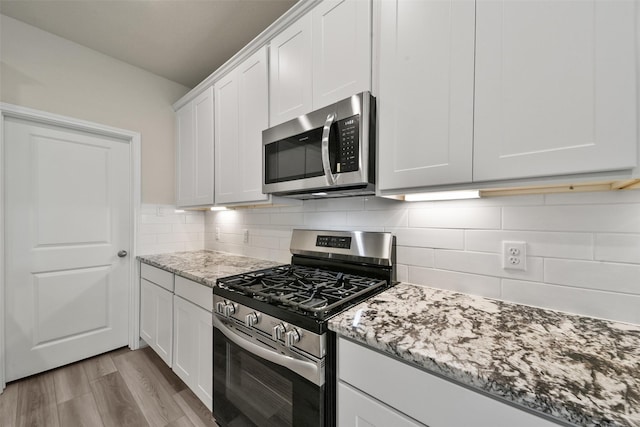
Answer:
[213,327,324,427]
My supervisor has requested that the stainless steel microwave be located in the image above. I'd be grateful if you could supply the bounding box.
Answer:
[262,92,376,199]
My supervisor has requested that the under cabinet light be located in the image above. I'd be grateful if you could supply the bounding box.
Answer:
[311,192,328,196]
[404,190,481,202]
[210,207,229,211]
[174,209,186,213]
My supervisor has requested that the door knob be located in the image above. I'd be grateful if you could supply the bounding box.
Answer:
[117,250,128,258]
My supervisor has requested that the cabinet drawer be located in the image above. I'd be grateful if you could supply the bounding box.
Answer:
[141,263,174,292]
[338,338,558,427]
[175,275,213,312]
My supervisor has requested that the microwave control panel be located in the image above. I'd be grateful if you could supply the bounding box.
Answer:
[336,114,360,173]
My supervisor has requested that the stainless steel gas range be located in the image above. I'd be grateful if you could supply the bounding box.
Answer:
[212,229,396,427]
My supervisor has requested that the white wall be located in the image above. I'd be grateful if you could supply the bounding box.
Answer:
[0,14,190,204]
[205,190,640,325]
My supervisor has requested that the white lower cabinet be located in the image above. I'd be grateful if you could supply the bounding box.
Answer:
[338,382,423,427]
[140,278,174,366]
[173,295,213,411]
[338,338,559,427]
[140,263,213,410]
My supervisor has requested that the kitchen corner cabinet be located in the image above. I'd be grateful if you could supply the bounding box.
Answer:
[172,277,213,411]
[378,0,637,194]
[338,338,558,427]
[269,0,372,126]
[215,47,269,205]
[140,264,175,366]
[176,86,215,207]
[377,0,475,191]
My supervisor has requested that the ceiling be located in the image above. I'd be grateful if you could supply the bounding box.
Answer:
[0,0,298,89]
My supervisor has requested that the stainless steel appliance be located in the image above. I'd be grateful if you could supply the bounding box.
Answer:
[262,92,376,199]
[213,229,396,427]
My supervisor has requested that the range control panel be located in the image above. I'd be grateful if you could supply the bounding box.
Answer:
[316,235,352,249]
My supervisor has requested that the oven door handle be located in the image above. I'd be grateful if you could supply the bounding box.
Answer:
[321,112,337,186]
[213,315,323,386]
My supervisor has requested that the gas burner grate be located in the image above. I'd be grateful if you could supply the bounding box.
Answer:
[219,265,386,317]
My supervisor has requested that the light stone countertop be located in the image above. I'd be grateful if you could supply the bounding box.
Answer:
[328,282,640,427]
[137,250,282,287]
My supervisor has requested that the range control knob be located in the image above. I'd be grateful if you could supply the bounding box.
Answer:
[284,329,302,348]
[272,323,286,341]
[244,312,261,328]
[215,301,226,315]
[223,302,236,318]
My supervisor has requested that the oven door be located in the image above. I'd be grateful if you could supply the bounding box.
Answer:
[213,316,326,427]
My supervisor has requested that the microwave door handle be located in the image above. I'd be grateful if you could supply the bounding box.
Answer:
[213,315,322,386]
[321,112,337,186]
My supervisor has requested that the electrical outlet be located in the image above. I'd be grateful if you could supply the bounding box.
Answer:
[502,241,526,271]
[156,206,167,217]
[243,229,249,244]
[215,227,221,241]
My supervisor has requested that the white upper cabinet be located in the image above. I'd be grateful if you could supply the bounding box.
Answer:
[215,47,269,205]
[269,13,313,126]
[473,0,637,182]
[378,0,638,194]
[312,0,372,110]
[270,0,372,126]
[377,0,476,192]
[176,86,214,207]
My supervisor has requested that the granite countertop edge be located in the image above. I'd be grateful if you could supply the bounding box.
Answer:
[137,250,282,288]
[328,282,640,427]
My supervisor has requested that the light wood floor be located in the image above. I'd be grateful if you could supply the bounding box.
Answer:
[0,346,219,427]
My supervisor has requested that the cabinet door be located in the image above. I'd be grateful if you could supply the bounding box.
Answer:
[175,102,195,206]
[338,382,424,427]
[173,296,213,410]
[192,87,215,205]
[140,279,173,366]
[176,87,214,207]
[312,0,371,109]
[214,70,240,204]
[377,0,475,192]
[473,0,637,181]
[237,47,269,203]
[269,12,313,126]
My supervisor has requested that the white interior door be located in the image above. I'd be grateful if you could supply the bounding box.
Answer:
[4,116,131,382]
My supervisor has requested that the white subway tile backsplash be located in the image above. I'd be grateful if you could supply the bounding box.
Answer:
[396,264,409,283]
[172,223,207,233]
[435,250,544,282]
[396,246,435,268]
[501,279,640,325]
[139,223,173,235]
[313,197,365,212]
[192,191,640,324]
[595,234,640,264]
[408,267,502,299]
[271,212,305,226]
[138,204,205,255]
[409,206,501,229]
[304,211,348,227]
[387,227,464,249]
[503,205,640,233]
[545,259,640,294]
[465,230,593,259]
[347,209,408,228]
